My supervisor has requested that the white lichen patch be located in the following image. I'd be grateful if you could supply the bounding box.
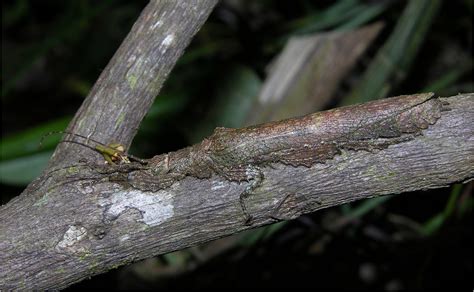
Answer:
[56,225,88,251]
[161,34,175,49]
[151,20,163,30]
[211,181,226,190]
[127,54,137,64]
[34,193,50,207]
[77,183,95,195]
[99,189,174,227]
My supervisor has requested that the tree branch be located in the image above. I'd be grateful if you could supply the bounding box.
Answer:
[1,93,473,289]
[1,1,473,290]
[49,0,218,167]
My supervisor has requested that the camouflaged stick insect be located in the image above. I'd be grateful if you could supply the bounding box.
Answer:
[40,131,147,165]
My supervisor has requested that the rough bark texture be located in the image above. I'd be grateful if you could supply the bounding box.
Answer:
[1,1,473,290]
[50,0,218,168]
[1,93,473,290]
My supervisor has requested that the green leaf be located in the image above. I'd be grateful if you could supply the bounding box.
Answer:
[284,0,386,35]
[420,184,463,236]
[189,65,262,142]
[212,66,261,128]
[162,250,189,267]
[2,1,113,98]
[285,0,360,35]
[0,151,53,186]
[422,64,473,93]
[420,213,445,237]
[346,196,393,219]
[343,0,442,105]
[238,222,287,247]
[0,116,71,161]
[145,94,189,120]
[337,3,386,30]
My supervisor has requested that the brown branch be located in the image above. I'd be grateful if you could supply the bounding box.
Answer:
[1,93,473,289]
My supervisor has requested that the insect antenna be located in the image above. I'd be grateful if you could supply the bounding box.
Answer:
[40,130,111,149]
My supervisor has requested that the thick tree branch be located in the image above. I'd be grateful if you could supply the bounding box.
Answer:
[1,93,473,289]
[50,0,218,167]
[1,1,473,290]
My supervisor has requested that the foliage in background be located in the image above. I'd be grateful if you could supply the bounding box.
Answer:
[1,0,472,289]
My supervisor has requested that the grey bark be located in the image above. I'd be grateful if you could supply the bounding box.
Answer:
[1,93,473,290]
[1,0,220,289]
[50,0,218,167]
[0,0,473,290]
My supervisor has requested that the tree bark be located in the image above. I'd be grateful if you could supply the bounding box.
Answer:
[1,0,473,290]
[49,0,218,168]
[1,93,473,289]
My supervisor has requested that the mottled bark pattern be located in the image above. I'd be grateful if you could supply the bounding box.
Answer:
[128,93,445,191]
[1,94,471,291]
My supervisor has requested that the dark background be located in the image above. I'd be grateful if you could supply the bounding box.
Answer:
[1,0,472,289]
